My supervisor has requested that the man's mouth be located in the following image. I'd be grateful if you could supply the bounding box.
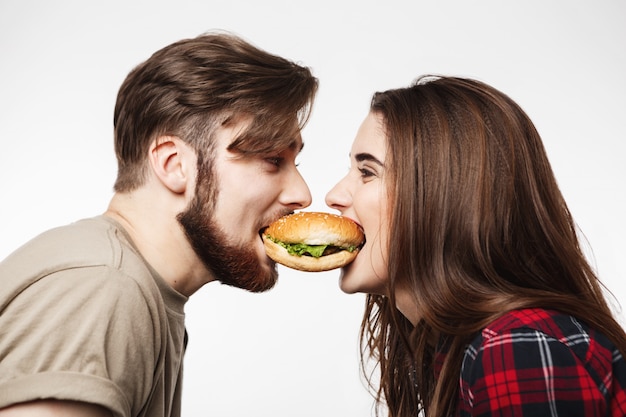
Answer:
[258,210,296,240]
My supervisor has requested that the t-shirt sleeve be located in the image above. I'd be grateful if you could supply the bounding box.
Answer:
[459,328,608,417]
[0,265,161,417]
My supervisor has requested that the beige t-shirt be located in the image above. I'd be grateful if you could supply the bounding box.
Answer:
[0,216,188,417]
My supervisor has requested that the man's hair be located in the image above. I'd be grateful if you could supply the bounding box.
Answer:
[113,32,318,191]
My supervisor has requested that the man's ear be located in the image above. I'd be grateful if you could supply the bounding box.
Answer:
[148,136,193,194]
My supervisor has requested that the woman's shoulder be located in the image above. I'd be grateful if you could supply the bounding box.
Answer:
[465,308,621,381]
[481,308,586,342]
[460,309,626,415]
[473,308,614,354]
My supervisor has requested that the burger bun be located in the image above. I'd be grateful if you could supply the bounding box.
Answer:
[262,212,364,272]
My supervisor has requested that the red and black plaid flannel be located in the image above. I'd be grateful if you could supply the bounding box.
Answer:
[457,308,626,416]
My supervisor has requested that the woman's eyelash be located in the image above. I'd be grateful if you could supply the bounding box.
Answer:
[359,167,375,177]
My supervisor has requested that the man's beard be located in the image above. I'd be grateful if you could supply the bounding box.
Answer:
[177,155,278,293]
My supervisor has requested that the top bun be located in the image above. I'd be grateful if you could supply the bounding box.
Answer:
[265,212,364,247]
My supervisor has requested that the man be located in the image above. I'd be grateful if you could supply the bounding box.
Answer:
[0,32,318,416]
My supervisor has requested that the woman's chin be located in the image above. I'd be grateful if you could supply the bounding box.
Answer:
[338,269,385,295]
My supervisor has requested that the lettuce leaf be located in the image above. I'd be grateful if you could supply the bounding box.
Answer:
[266,235,358,258]
[278,241,328,257]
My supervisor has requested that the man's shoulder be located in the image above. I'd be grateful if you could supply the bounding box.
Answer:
[0,216,153,299]
[2,216,133,269]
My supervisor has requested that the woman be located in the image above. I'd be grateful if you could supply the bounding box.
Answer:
[326,75,626,416]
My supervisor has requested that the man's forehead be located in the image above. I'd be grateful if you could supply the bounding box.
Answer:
[214,113,304,156]
[220,113,253,136]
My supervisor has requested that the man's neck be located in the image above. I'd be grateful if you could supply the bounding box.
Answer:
[104,190,216,296]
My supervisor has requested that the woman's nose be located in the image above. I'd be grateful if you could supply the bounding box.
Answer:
[325,176,351,212]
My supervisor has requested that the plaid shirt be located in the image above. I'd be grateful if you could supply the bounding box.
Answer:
[457,308,626,416]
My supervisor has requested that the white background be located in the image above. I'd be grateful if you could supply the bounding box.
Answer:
[1,1,624,416]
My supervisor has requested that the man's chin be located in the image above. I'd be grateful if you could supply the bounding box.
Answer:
[217,258,279,293]
[226,272,278,293]
[251,259,279,293]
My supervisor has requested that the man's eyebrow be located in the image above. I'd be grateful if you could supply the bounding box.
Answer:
[353,152,384,166]
[287,140,304,153]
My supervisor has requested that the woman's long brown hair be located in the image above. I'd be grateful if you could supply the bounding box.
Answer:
[361,75,626,417]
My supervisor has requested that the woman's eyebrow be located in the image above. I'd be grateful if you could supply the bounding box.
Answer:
[353,152,384,167]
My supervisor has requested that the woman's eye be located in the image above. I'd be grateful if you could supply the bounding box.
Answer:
[359,167,375,178]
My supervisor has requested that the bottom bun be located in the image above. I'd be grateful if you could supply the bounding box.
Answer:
[262,235,359,272]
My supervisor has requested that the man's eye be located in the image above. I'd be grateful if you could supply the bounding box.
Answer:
[265,157,283,167]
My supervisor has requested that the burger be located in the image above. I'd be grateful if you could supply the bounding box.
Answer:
[262,212,365,272]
